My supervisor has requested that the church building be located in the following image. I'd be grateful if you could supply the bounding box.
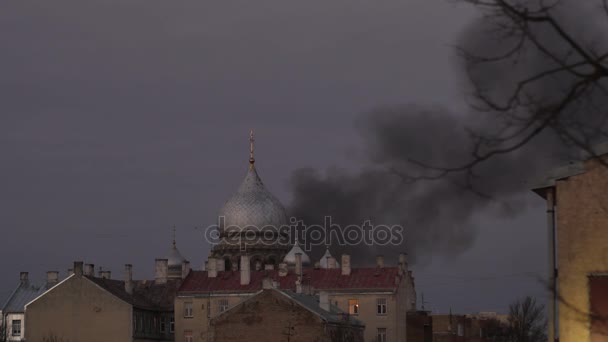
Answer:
[175,131,417,342]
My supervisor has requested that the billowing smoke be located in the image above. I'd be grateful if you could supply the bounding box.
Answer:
[288,1,608,266]
[288,107,566,266]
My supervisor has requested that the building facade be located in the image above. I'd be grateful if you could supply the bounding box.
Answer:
[25,244,188,342]
[1,272,53,341]
[176,135,417,342]
[210,288,364,342]
[533,146,608,342]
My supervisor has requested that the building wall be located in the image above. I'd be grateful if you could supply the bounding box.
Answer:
[211,290,344,342]
[175,293,254,342]
[554,159,608,342]
[6,313,24,342]
[25,276,132,342]
[329,292,398,342]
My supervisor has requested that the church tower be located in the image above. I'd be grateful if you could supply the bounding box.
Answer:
[210,130,290,271]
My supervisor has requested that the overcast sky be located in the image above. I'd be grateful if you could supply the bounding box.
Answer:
[0,0,548,313]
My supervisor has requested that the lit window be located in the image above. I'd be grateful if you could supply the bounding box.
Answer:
[219,299,229,313]
[457,323,463,336]
[170,316,175,333]
[12,320,21,336]
[377,328,387,342]
[348,299,359,315]
[377,298,387,315]
[185,330,193,342]
[184,302,193,317]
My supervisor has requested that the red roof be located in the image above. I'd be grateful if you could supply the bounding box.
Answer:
[179,267,400,293]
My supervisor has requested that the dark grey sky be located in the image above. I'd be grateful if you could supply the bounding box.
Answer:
[0,0,547,313]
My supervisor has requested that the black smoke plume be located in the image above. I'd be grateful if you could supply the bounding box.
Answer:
[288,0,608,266]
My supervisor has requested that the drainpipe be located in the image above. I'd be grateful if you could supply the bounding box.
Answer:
[546,187,557,342]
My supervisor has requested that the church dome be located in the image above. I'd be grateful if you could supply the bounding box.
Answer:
[283,241,311,266]
[168,242,185,267]
[218,166,288,232]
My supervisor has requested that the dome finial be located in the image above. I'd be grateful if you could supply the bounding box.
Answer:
[249,129,255,168]
[172,225,176,248]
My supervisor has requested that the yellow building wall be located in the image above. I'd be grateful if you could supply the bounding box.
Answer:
[25,275,132,342]
[175,294,254,342]
[555,159,608,342]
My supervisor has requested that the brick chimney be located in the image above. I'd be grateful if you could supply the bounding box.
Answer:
[207,257,217,278]
[240,255,250,285]
[84,264,95,276]
[376,255,384,268]
[216,258,225,272]
[155,258,168,284]
[398,253,408,275]
[20,272,29,285]
[327,257,336,269]
[124,264,134,295]
[182,260,191,279]
[100,271,111,279]
[341,254,351,276]
[67,268,74,277]
[278,263,288,277]
[47,271,59,285]
[295,253,303,278]
[73,261,84,276]
[319,291,330,312]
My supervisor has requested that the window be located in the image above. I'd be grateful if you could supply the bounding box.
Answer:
[348,299,359,315]
[219,299,229,313]
[12,320,21,336]
[160,317,166,333]
[377,298,387,315]
[184,302,193,317]
[457,323,463,336]
[377,328,387,342]
[184,330,193,342]
[170,316,175,333]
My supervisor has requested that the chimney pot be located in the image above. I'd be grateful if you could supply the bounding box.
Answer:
[207,257,217,278]
[240,255,250,285]
[73,261,84,276]
[376,255,384,268]
[84,264,95,276]
[155,259,168,284]
[216,258,225,272]
[182,260,191,279]
[20,272,29,284]
[46,271,59,285]
[124,264,134,294]
[278,263,288,277]
[327,257,336,269]
[341,254,351,276]
[295,253,303,277]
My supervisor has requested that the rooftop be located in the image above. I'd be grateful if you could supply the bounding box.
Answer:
[2,281,50,314]
[179,267,401,293]
[86,276,180,311]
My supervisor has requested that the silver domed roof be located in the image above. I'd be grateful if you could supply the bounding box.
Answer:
[167,239,186,267]
[319,247,340,268]
[283,241,311,266]
[219,166,288,231]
